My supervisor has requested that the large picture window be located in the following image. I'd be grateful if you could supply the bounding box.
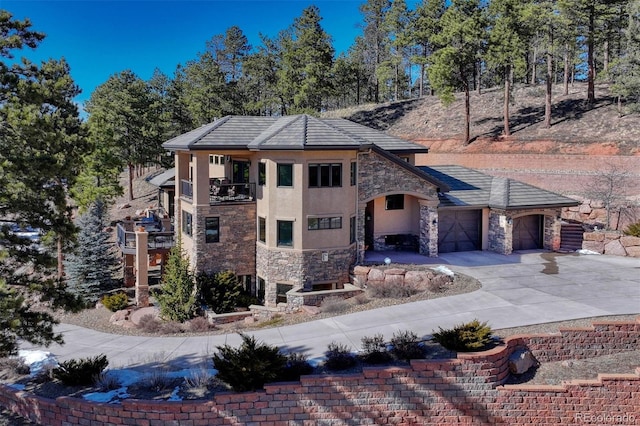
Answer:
[277,220,293,246]
[182,211,192,236]
[277,163,293,187]
[385,194,404,210]
[309,163,342,187]
[308,217,342,230]
[205,217,219,243]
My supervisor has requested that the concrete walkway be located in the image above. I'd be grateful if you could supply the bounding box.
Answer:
[20,251,640,371]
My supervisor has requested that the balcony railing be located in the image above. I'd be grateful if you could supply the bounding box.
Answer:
[116,222,175,255]
[181,179,193,199]
[209,181,256,204]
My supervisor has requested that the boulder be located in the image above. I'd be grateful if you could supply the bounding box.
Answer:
[385,268,406,275]
[620,236,640,247]
[604,239,628,256]
[367,268,385,282]
[404,270,434,289]
[625,246,640,258]
[583,232,605,242]
[384,273,405,287]
[508,349,538,375]
[353,265,371,275]
[582,240,604,254]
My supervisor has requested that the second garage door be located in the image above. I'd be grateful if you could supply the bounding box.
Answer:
[512,215,543,251]
[438,210,482,253]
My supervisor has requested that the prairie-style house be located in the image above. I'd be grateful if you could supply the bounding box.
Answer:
[161,115,578,306]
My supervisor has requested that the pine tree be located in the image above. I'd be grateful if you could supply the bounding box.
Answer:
[64,200,118,304]
[610,0,640,113]
[197,270,242,314]
[156,239,197,322]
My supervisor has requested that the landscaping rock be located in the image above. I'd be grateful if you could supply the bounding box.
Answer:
[604,239,627,256]
[625,246,640,258]
[509,349,538,375]
[620,236,640,247]
[367,268,385,282]
[582,240,604,254]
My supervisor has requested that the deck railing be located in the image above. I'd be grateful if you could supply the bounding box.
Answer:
[116,223,175,254]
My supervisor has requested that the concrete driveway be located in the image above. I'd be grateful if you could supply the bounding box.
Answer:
[20,251,640,370]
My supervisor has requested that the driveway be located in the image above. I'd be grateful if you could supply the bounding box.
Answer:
[20,251,640,370]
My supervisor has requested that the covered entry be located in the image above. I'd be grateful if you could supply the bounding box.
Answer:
[512,215,543,250]
[438,209,482,253]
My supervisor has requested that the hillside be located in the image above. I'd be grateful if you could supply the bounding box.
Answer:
[323,83,639,156]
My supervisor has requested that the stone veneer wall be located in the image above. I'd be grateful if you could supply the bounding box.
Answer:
[488,209,562,255]
[255,244,356,306]
[583,231,640,257]
[193,203,257,277]
[2,318,638,426]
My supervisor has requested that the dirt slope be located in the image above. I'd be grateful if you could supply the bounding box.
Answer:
[324,83,639,156]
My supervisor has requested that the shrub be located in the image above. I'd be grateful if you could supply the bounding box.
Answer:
[184,364,214,391]
[198,270,243,314]
[142,369,173,392]
[366,280,420,298]
[390,330,425,361]
[188,316,213,332]
[324,342,357,371]
[319,296,349,314]
[101,292,128,312]
[280,352,314,382]
[137,313,161,333]
[0,357,30,381]
[94,372,121,391]
[52,354,108,386]
[624,222,640,237]
[159,320,184,334]
[212,333,287,392]
[432,319,493,352]
[156,240,198,322]
[360,334,392,364]
[353,293,369,305]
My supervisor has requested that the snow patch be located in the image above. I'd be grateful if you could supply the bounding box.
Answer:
[17,350,58,376]
[431,265,454,276]
[577,249,601,255]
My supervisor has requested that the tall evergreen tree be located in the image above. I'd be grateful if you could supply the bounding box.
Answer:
[382,0,413,100]
[428,0,487,143]
[411,0,446,96]
[241,34,282,115]
[0,10,86,356]
[64,200,118,304]
[610,0,640,113]
[180,51,230,124]
[156,239,197,322]
[359,0,392,103]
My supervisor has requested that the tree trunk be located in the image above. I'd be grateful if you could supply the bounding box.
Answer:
[476,61,482,95]
[57,236,64,281]
[531,46,538,85]
[464,84,471,144]
[503,67,511,137]
[128,162,135,201]
[563,44,569,96]
[545,49,553,129]
[419,63,425,97]
[603,39,609,75]
[587,5,596,103]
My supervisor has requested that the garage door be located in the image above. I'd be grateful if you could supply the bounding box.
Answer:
[512,215,543,251]
[438,210,481,253]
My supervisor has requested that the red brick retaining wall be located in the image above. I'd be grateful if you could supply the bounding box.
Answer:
[2,318,639,425]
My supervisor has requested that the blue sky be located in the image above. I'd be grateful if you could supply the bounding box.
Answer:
[1,0,373,107]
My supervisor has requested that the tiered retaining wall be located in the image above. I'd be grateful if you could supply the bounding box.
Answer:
[583,231,640,257]
[1,318,638,425]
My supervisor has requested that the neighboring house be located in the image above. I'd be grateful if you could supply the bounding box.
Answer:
[162,115,578,306]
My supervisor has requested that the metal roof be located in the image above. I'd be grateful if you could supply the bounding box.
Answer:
[419,165,579,210]
[162,115,429,153]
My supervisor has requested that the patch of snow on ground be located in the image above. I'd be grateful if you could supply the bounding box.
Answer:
[577,249,601,255]
[431,265,455,276]
[17,350,58,376]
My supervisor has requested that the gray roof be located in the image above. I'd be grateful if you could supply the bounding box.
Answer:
[148,168,175,188]
[418,165,579,210]
[162,115,429,153]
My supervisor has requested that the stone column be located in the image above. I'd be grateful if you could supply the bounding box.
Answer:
[357,202,368,264]
[419,200,439,257]
[488,210,512,255]
[135,227,149,307]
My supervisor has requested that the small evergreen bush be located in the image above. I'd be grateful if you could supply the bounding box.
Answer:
[390,330,425,361]
[432,319,493,352]
[212,333,286,392]
[52,354,108,386]
[319,296,349,313]
[280,352,314,382]
[156,240,198,322]
[197,270,243,314]
[101,293,129,312]
[324,342,357,371]
[624,222,640,237]
[360,334,392,364]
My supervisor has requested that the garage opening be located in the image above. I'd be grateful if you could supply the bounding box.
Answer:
[438,209,482,253]
[512,215,543,251]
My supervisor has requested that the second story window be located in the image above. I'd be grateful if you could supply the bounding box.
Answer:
[385,194,404,210]
[309,163,341,188]
[258,162,266,186]
[182,211,192,236]
[277,220,293,247]
[205,217,219,243]
[277,163,293,187]
[350,162,357,186]
[258,217,266,243]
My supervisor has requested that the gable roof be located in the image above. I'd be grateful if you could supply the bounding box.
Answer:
[162,115,429,154]
[419,165,579,210]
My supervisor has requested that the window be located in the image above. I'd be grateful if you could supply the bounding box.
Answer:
[182,211,192,236]
[256,276,266,303]
[385,194,404,210]
[308,217,342,230]
[350,216,356,243]
[220,155,225,164]
[258,162,266,186]
[209,155,214,164]
[205,217,219,243]
[309,163,342,187]
[277,163,293,187]
[277,220,293,246]
[276,283,293,304]
[258,217,266,243]
[350,162,357,186]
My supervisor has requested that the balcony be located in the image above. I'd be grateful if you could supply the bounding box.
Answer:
[116,220,175,255]
[209,179,255,204]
